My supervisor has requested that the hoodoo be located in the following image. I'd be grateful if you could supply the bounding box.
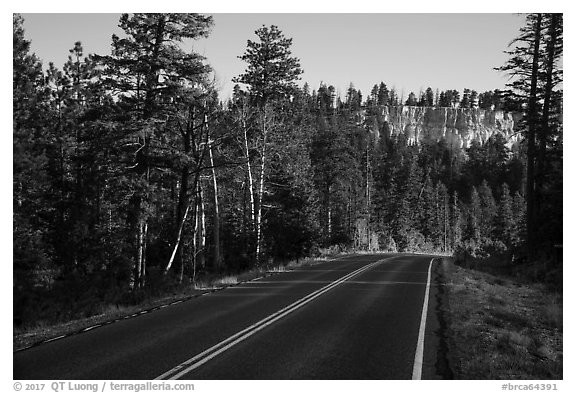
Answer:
[364,106,521,150]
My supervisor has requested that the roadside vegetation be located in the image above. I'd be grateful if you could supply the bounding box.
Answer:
[442,258,562,379]
[13,254,335,351]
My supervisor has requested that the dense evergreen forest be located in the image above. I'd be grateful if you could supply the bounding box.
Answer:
[13,13,562,326]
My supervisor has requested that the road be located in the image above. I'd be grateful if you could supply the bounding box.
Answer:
[14,253,447,380]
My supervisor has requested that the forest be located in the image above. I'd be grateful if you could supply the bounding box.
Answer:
[13,13,562,327]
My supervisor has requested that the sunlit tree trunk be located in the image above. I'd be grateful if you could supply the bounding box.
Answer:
[198,181,206,270]
[255,122,267,264]
[166,201,191,276]
[242,113,256,228]
[209,137,222,269]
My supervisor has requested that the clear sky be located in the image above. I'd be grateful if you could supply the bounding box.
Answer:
[20,13,526,102]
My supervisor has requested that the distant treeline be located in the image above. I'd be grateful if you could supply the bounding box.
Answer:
[323,82,519,112]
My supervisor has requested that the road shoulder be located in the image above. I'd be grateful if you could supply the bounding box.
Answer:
[441,259,562,379]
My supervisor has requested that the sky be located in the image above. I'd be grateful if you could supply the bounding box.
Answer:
[20,13,527,102]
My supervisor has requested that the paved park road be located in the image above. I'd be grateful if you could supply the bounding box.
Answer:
[14,254,447,380]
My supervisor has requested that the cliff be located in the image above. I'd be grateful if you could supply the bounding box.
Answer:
[365,106,522,150]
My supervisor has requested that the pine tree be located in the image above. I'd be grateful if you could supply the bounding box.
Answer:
[418,175,434,243]
[417,91,426,107]
[393,152,423,251]
[388,88,398,106]
[425,87,434,107]
[317,83,336,115]
[436,182,450,252]
[233,25,302,106]
[234,24,303,263]
[460,88,471,108]
[13,14,54,290]
[536,14,563,251]
[478,180,497,243]
[450,90,461,107]
[470,90,478,107]
[493,89,503,110]
[494,183,515,249]
[369,84,379,107]
[95,13,214,286]
[438,90,460,108]
[49,42,107,276]
[512,191,527,249]
[497,13,563,260]
[466,186,481,246]
[478,91,492,109]
[438,91,448,107]
[377,82,389,106]
[405,92,417,106]
[346,83,362,111]
[264,95,319,261]
[451,192,463,251]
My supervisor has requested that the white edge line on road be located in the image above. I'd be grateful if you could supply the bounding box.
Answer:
[412,258,434,380]
[82,324,101,332]
[155,259,384,380]
[43,335,67,343]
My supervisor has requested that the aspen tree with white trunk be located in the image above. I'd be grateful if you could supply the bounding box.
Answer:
[95,13,213,288]
[233,25,303,264]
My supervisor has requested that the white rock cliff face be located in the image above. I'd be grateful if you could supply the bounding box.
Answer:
[367,106,521,150]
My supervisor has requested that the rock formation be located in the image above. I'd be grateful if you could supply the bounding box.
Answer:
[364,106,522,150]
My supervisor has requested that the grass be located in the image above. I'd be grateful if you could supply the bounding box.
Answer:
[13,286,206,351]
[442,261,563,379]
[13,254,340,352]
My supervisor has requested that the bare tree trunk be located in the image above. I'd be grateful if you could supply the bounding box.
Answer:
[328,204,332,239]
[255,115,268,264]
[129,193,144,290]
[347,186,352,240]
[178,231,185,284]
[167,169,203,279]
[165,104,207,276]
[209,140,222,269]
[326,183,332,241]
[135,219,144,289]
[444,193,448,253]
[108,208,112,236]
[142,222,148,287]
[165,202,191,274]
[237,102,257,262]
[526,13,542,262]
[198,181,206,270]
[243,118,256,227]
[366,145,371,250]
[537,14,560,215]
[169,164,189,274]
[178,181,202,284]
[191,185,201,283]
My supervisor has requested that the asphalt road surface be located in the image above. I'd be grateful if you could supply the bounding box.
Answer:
[14,253,447,380]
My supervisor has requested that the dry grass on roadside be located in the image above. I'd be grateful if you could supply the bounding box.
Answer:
[13,255,336,351]
[445,265,562,379]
